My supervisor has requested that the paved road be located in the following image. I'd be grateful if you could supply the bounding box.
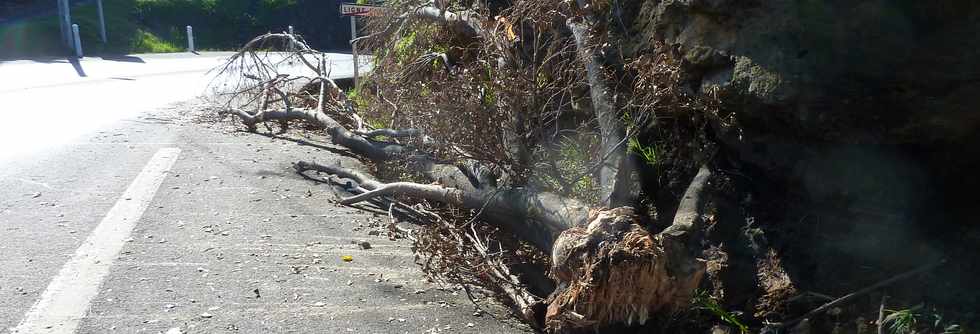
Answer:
[0,54,526,333]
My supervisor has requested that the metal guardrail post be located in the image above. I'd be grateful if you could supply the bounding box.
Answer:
[186,26,195,52]
[71,24,83,58]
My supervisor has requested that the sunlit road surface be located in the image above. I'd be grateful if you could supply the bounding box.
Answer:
[0,53,522,333]
[0,52,363,161]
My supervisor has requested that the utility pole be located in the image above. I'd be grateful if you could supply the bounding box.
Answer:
[57,0,72,49]
[96,0,106,43]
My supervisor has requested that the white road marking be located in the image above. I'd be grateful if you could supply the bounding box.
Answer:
[13,148,181,334]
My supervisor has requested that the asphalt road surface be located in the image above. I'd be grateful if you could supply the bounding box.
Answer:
[0,53,527,333]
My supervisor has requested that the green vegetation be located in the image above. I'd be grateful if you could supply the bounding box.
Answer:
[0,0,139,58]
[693,291,749,334]
[623,112,658,166]
[130,0,349,52]
[628,136,658,167]
[346,86,369,111]
[885,308,919,334]
[130,28,180,53]
[882,306,966,334]
[1,0,350,59]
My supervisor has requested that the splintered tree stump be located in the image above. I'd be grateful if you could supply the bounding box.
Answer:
[546,207,706,332]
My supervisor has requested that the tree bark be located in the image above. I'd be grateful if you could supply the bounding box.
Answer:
[296,161,588,251]
[568,19,634,208]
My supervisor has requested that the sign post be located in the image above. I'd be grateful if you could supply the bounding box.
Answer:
[350,16,358,87]
[340,3,385,88]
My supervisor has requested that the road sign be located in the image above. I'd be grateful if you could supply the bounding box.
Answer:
[340,3,384,17]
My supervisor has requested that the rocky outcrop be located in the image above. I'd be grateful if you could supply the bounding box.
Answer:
[627,0,980,145]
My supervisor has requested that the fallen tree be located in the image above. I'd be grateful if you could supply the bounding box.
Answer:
[207,2,713,332]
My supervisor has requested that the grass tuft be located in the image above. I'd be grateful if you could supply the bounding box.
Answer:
[131,28,180,53]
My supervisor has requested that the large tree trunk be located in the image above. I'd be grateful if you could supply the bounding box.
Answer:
[567,18,635,208]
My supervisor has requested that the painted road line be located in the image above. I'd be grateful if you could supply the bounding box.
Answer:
[13,148,181,334]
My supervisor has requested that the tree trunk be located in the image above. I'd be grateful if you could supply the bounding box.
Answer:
[568,19,634,208]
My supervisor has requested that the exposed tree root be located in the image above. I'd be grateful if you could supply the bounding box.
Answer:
[296,161,709,332]
[545,167,711,332]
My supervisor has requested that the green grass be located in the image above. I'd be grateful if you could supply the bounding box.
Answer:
[883,306,967,334]
[884,308,918,334]
[131,28,180,53]
[628,136,658,166]
[693,291,749,334]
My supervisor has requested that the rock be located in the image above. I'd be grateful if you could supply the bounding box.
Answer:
[199,312,213,319]
[165,328,183,334]
[357,241,371,249]
[627,0,980,144]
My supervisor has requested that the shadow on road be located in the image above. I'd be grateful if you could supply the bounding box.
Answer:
[68,56,86,77]
[256,132,363,160]
[100,55,145,63]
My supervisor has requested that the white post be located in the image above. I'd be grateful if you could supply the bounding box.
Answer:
[287,25,294,52]
[71,24,83,58]
[350,16,359,88]
[96,0,107,43]
[186,26,195,52]
[288,25,294,35]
